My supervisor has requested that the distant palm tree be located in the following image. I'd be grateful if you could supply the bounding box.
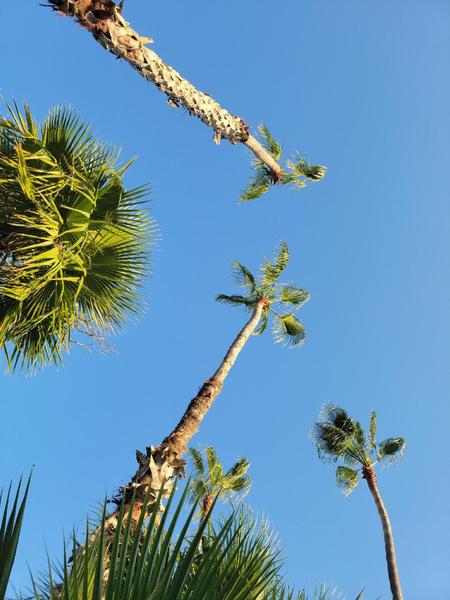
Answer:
[312,405,406,600]
[0,104,153,373]
[112,242,309,530]
[188,446,252,517]
[47,1,326,200]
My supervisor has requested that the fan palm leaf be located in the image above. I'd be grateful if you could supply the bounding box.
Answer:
[0,103,154,373]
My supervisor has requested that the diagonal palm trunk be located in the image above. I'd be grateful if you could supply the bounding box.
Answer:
[363,467,404,600]
[107,299,265,529]
[48,1,283,180]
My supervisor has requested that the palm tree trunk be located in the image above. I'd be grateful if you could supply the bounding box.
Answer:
[106,300,264,530]
[363,467,404,600]
[48,1,283,180]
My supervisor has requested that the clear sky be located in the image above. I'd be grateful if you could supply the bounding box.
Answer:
[1,1,449,598]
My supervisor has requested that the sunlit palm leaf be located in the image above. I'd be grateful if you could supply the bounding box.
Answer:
[0,103,154,373]
[336,466,359,496]
[377,437,406,465]
[273,313,305,347]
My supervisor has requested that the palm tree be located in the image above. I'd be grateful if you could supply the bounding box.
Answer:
[312,405,406,600]
[46,1,326,200]
[107,242,309,533]
[188,446,252,517]
[16,481,362,600]
[0,103,153,373]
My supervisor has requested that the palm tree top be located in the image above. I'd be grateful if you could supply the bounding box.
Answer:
[0,102,154,373]
[312,405,406,495]
[188,446,252,512]
[241,125,326,202]
[216,241,310,347]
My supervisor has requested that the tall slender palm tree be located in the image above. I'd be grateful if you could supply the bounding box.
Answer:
[107,242,309,532]
[46,1,326,200]
[312,405,406,600]
[0,103,153,373]
[188,446,252,517]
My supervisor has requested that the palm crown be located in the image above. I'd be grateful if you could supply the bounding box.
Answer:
[241,125,327,202]
[0,104,153,373]
[217,242,310,347]
[313,405,406,496]
[188,446,252,515]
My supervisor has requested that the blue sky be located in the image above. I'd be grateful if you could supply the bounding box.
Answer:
[1,0,449,598]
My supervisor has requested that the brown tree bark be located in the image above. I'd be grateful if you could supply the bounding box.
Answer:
[105,300,265,529]
[363,466,404,600]
[47,1,283,180]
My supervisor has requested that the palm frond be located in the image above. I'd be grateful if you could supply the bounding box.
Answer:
[369,411,377,450]
[232,261,256,293]
[273,313,305,347]
[280,285,310,308]
[215,293,253,308]
[377,438,406,466]
[0,474,31,598]
[253,311,269,336]
[336,466,359,496]
[0,103,154,374]
[262,241,290,287]
[34,484,282,600]
[188,448,205,477]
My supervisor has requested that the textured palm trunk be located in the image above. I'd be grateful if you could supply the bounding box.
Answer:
[104,300,264,533]
[48,0,283,180]
[363,467,404,600]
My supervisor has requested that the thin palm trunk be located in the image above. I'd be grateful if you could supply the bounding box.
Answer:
[363,467,403,600]
[48,1,283,179]
[104,300,264,531]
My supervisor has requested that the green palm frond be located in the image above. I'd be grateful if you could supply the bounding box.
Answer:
[336,466,359,496]
[253,310,269,335]
[273,313,306,347]
[215,293,254,308]
[0,475,31,598]
[188,447,252,511]
[280,285,310,308]
[206,446,224,485]
[369,411,377,450]
[377,437,406,465]
[262,241,289,287]
[188,447,205,477]
[33,484,282,600]
[232,261,256,293]
[0,103,154,374]
[240,126,326,201]
[259,124,283,162]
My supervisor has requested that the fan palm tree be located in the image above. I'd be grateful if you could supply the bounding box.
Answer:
[312,405,406,600]
[0,103,153,373]
[188,446,252,517]
[105,242,309,535]
[47,1,325,200]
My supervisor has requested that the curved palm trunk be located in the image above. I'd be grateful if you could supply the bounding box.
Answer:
[363,467,404,600]
[105,300,264,530]
[48,1,283,180]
